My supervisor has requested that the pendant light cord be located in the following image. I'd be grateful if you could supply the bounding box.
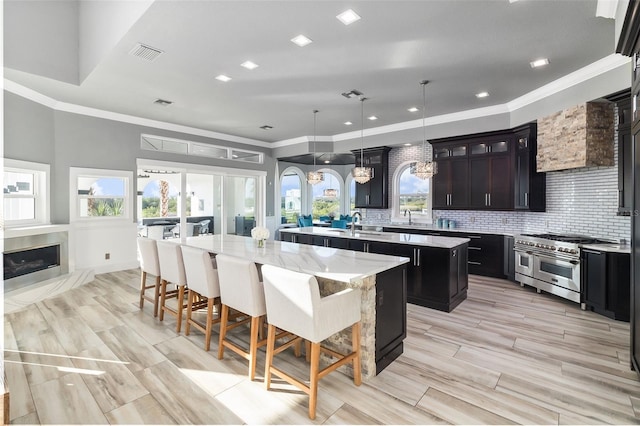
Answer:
[421,80,428,162]
[360,97,366,165]
[313,109,318,168]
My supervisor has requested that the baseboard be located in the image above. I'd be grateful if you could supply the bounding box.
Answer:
[92,261,139,275]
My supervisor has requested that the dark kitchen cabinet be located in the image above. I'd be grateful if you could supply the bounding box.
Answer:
[616,0,640,375]
[514,123,546,212]
[606,90,633,216]
[582,248,630,322]
[504,235,516,282]
[352,147,391,209]
[431,124,545,211]
[433,157,469,209]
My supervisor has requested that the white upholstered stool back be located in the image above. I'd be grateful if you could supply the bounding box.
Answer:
[156,240,188,333]
[215,254,265,317]
[181,246,220,299]
[136,237,161,316]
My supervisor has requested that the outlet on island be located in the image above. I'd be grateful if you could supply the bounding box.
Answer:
[105,253,110,260]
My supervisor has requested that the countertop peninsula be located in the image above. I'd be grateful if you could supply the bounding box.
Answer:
[181,234,409,283]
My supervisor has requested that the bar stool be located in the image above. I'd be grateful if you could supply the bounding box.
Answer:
[181,245,221,351]
[157,240,188,333]
[136,237,161,317]
[261,264,362,420]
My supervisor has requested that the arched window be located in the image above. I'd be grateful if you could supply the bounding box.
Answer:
[280,170,302,223]
[393,161,432,222]
[311,170,342,219]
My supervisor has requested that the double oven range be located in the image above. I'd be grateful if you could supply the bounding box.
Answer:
[514,233,612,307]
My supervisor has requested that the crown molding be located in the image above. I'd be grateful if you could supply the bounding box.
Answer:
[4,79,272,149]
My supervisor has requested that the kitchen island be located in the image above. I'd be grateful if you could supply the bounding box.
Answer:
[280,227,470,313]
[180,234,409,378]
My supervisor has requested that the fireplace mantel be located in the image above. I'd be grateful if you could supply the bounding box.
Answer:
[4,224,70,239]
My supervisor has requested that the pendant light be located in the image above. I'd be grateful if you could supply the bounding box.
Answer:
[306,109,324,185]
[352,97,373,184]
[410,80,437,180]
[323,153,338,198]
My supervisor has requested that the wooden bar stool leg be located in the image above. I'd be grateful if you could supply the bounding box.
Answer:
[305,340,311,363]
[159,280,168,321]
[176,285,185,333]
[218,304,229,359]
[352,322,362,386]
[185,290,194,336]
[249,316,260,380]
[205,298,214,351]
[139,271,147,309]
[153,276,161,317]
[264,324,276,389]
[309,342,321,420]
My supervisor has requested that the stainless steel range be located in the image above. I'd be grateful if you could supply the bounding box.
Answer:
[514,233,611,306]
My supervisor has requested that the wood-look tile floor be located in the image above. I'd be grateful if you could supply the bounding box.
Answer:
[5,270,640,424]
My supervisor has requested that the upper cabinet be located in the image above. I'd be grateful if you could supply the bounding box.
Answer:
[351,147,391,209]
[607,90,633,216]
[431,123,545,211]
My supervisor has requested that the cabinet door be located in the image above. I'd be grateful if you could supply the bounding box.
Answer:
[432,160,451,208]
[619,97,632,215]
[515,146,531,209]
[469,158,489,208]
[449,158,469,208]
[582,249,607,312]
[489,155,511,209]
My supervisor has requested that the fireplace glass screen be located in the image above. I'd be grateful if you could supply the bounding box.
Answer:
[4,245,61,280]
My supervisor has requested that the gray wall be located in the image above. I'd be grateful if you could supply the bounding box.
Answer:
[4,91,276,223]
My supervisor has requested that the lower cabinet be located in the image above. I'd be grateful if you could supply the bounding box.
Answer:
[582,248,630,322]
[373,265,407,373]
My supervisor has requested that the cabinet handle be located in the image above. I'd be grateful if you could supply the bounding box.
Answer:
[364,243,369,253]
[416,248,421,266]
[619,190,623,208]
[452,249,457,257]
[488,193,491,206]
[413,248,417,266]
[581,249,602,255]
[324,238,330,247]
[524,192,529,207]
[468,261,482,265]
[465,235,482,239]
[485,193,488,206]
[366,194,370,205]
[468,247,482,250]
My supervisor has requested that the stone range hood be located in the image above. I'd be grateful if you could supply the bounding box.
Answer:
[537,102,614,172]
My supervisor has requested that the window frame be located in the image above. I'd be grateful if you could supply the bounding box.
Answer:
[70,167,133,223]
[3,159,50,227]
[279,167,304,223]
[309,168,343,220]
[392,160,433,224]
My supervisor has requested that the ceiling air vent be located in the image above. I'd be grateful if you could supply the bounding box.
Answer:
[129,43,163,61]
[153,98,173,106]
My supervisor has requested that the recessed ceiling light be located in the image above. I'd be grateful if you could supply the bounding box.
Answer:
[215,74,232,82]
[368,115,378,121]
[260,125,273,130]
[241,60,259,70]
[530,58,550,68]
[509,0,519,3]
[408,107,419,112]
[404,143,412,146]
[476,92,489,98]
[344,121,353,125]
[291,34,313,47]
[324,160,330,164]
[337,9,361,25]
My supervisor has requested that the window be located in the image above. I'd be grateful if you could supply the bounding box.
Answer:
[281,172,302,223]
[3,159,49,226]
[393,161,432,222]
[311,171,341,219]
[141,134,264,164]
[139,178,180,218]
[71,168,132,221]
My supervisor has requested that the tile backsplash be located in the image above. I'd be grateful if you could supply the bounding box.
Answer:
[362,136,630,242]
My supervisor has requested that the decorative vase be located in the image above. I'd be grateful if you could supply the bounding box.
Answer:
[257,239,265,248]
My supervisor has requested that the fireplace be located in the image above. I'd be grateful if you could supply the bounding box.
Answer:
[4,244,61,280]
[3,229,69,292]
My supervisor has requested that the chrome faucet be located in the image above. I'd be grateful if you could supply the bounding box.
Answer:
[351,211,363,236]
[404,209,412,225]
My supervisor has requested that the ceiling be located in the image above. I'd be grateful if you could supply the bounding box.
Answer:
[4,0,618,146]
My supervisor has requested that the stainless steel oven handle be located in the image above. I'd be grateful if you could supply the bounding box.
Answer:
[534,251,579,265]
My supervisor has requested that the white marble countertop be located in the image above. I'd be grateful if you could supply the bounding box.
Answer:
[280,226,469,249]
[181,234,410,283]
[580,243,631,254]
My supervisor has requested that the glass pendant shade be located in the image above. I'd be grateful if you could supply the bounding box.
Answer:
[352,166,372,184]
[306,170,324,185]
[411,80,437,181]
[323,188,338,198]
[410,159,438,179]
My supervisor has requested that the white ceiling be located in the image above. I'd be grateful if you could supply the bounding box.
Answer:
[4,0,619,145]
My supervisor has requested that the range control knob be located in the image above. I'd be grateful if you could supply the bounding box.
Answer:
[569,249,578,254]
